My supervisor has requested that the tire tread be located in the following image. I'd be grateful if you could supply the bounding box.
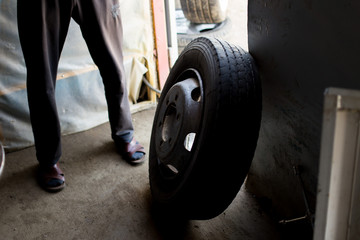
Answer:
[150,37,262,220]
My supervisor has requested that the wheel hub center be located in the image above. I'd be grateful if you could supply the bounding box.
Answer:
[155,77,202,168]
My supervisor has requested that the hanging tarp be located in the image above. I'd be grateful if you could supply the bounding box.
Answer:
[0,0,156,152]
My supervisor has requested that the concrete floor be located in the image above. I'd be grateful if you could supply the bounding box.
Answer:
[0,1,308,239]
[1,107,288,240]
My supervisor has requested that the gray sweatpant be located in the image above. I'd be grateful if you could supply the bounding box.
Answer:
[17,0,134,167]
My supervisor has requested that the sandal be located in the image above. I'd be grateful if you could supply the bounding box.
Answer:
[38,163,65,192]
[117,138,146,164]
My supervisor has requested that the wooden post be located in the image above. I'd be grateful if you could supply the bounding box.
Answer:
[151,0,170,89]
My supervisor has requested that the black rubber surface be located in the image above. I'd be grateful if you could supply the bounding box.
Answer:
[149,37,262,220]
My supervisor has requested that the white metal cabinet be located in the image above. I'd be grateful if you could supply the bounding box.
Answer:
[314,88,360,240]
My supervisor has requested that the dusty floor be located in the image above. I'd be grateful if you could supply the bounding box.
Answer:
[0,107,288,240]
[0,0,307,239]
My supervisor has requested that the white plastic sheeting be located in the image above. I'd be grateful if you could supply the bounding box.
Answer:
[0,0,156,151]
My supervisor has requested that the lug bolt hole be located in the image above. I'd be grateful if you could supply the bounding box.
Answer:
[191,87,201,102]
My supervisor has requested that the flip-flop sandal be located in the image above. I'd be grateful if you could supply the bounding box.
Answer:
[38,163,65,192]
[120,138,146,164]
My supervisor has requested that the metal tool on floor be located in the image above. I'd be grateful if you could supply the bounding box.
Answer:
[0,141,4,178]
[279,165,314,229]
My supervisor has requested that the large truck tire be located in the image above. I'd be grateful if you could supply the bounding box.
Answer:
[149,37,262,220]
[177,17,232,54]
[180,0,228,24]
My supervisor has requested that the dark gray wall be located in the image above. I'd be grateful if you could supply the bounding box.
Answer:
[247,0,360,220]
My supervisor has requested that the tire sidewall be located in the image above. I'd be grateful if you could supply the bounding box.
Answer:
[180,0,228,24]
[177,18,232,54]
[149,37,262,219]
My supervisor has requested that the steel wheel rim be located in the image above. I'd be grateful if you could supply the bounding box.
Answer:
[154,68,204,180]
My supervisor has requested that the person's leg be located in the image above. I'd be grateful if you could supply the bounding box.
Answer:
[17,0,73,189]
[73,0,145,162]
